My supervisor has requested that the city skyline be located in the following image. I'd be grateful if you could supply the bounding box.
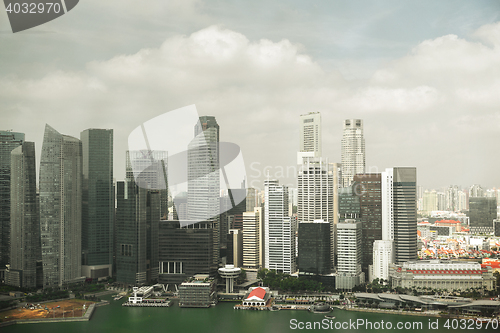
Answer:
[1,1,500,190]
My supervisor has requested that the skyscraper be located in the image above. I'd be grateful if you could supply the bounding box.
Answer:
[264,179,295,274]
[469,197,497,234]
[298,220,330,275]
[187,116,220,266]
[39,125,82,287]
[372,167,417,280]
[391,167,417,264]
[115,152,162,285]
[353,173,382,273]
[81,129,113,279]
[341,119,365,188]
[0,130,24,269]
[299,112,321,157]
[336,219,363,290]
[242,209,261,269]
[7,142,39,288]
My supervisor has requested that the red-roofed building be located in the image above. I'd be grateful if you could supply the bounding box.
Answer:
[435,220,462,232]
[242,287,270,306]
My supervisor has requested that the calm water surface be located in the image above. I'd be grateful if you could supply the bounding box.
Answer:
[3,295,499,333]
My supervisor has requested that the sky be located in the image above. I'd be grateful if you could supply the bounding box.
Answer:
[1,0,500,191]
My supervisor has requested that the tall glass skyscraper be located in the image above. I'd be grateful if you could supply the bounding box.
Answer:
[187,116,220,266]
[7,142,39,288]
[341,119,365,188]
[81,129,113,279]
[40,125,82,287]
[0,130,24,268]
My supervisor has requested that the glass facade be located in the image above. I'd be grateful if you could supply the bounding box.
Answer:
[0,130,24,268]
[81,129,113,274]
[8,142,39,288]
[298,221,330,275]
[158,220,216,286]
[39,125,82,287]
[469,197,497,233]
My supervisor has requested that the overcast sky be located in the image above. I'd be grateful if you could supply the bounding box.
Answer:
[1,0,500,191]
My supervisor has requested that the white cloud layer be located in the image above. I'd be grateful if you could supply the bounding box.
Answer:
[1,22,500,189]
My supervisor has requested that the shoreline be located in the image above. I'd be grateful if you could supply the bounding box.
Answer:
[0,300,109,328]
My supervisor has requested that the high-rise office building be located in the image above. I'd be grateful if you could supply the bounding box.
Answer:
[446,185,459,212]
[297,157,334,223]
[7,142,39,288]
[116,151,161,285]
[353,173,382,273]
[336,219,363,290]
[242,209,261,269]
[341,119,365,188]
[297,156,335,269]
[298,220,330,275]
[158,220,216,287]
[115,179,160,285]
[264,180,295,274]
[187,116,220,266]
[81,129,113,279]
[40,125,82,287]
[391,167,417,264]
[469,197,497,234]
[299,112,321,157]
[371,167,417,280]
[0,130,24,269]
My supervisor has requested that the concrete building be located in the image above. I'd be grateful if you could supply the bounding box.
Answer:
[390,260,496,291]
[218,264,241,293]
[242,209,261,269]
[227,229,243,267]
[336,219,364,290]
[494,219,500,237]
[371,240,393,282]
[299,112,321,157]
[39,125,83,287]
[178,275,217,308]
[341,119,365,188]
[264,180,295,274]
[81,129,114,280]
[422,190,438,214]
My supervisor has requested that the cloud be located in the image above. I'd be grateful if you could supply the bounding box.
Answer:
[1,22,500,188]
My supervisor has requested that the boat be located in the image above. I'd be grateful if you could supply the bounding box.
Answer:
[324,315,336,319]
[114,295,124,301]
[310,302,330,313]
[475,318,491,324]
[270,306,280,311]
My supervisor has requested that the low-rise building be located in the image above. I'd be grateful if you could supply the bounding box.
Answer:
[178,275,217,308]
[241,287,270,307]
[390,260,496,291]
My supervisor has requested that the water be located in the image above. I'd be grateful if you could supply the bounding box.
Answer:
[3,295,499,332]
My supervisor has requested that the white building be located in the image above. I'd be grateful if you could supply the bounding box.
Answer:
[299,112,321,157]
[336,219,364,290]
[371,240,393,281]
[243,209,261,269]
[264,180,296,274]
[341,119,365,188]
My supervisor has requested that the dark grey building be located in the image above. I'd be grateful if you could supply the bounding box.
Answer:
[393,167,417,264]
[40,125,83,287]
[494,219,500,237]
[0,130,24,270]
[298,221,330,275]
[81,129,113,279]
[338,186,361,221]
[115,179,160,285]
[158,220,217,288]
[6,142,39,288]
[353,173,382,273]
[469,197,497,234]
